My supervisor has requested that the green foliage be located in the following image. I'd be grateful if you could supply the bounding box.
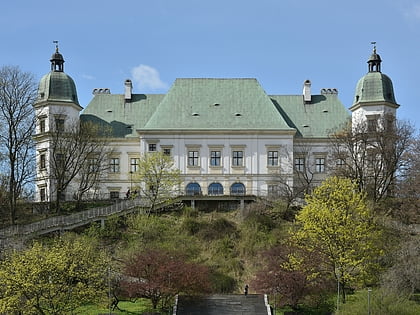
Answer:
[196,217,238,241]
[0,234,109,314]
[84,214,126,242]
[209,271,238,293]
[133,151,182,214]
[290,177,384,301]
[339,289,420,315]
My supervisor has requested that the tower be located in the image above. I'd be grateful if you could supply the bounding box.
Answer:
[33,44,83,202]
[350,45,399,130]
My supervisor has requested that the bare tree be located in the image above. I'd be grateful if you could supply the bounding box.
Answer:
[392,133,420,223]
[0,66,37,224]
[49,119,110,212]
[329,115,414,202]
[275,141,317,208]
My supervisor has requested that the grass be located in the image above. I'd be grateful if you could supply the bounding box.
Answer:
[76,299,152,314]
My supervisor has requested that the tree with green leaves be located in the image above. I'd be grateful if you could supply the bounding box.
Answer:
[0,234,109,314]
[290,176,384,303]
[133,151,181,215]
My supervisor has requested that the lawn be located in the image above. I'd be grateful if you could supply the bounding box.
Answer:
[76,299,153,314]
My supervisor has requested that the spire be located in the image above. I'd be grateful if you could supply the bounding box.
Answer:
[367,42,381,72]
[50,41,65,72]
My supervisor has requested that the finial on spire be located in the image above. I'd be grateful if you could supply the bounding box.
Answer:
[53,40,59,52]
[368,42,381,72]
[371,41,377,53]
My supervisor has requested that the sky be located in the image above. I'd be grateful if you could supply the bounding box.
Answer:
[1,0,419,130]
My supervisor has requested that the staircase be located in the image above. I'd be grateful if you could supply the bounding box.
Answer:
[174,294,271,315]
[0,198,148,250]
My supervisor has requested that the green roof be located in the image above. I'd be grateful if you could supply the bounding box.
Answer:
[353,72,397,105]
[81,94,164,137]
[270,94,350,138]
[38,71,80,105]
[81,78,349,138]
[142,78,293,131]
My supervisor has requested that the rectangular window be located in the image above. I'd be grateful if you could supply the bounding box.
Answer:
[336,158,345,167]
[56,153,64,168]
[163,148,171,156]
[188,151,199,166]
[315,157,325,173]
[267,151,279,166]
[232,151,243,166]
[55,118,65,132]
[109,158,120,173]
[40,154,46,169]
[88,158,98,172]
[110,191,120,199]
[367,119,377,132]
[210,151,221,166]
[40,187,46,202]
[268,184,279,197]
[39,119,46,133]
[148,143,157,152]
[294,157,305,172]
[130,158,139,172]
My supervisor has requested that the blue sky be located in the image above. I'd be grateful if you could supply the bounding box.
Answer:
[1,0,419,129]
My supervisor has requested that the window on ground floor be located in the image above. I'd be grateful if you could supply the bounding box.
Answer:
[230,182,245,195]
[208,182,223,195]
[186,182,202,196]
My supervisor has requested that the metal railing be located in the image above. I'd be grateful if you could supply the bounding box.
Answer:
[0,198,148,239]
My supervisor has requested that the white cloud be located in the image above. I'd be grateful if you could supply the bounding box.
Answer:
[81,74,95,80]
[131,64,168,91]
[402,2,420,20]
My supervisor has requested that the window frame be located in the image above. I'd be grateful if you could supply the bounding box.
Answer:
[210,150,221,167]
[130,157,139,173]
[267,150,279,167]
[315,157,326,173]
[109,158,120,173]
[232,150,244,167]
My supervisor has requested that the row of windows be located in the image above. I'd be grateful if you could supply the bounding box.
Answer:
[185,182,246,196]
[39,154,328,174]
[38,117,65,133]
[187,150,278,167]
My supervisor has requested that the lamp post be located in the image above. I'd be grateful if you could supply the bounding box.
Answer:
[129,171,133,190]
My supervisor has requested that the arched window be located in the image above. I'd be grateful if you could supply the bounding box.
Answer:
[186,183,201,196]
[230,182,245,195]
[208,183,223,195]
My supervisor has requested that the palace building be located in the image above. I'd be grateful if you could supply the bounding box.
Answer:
[33,46,399,208]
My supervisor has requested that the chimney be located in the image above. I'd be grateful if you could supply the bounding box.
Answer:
[124,79,132,101]
[303,79,311,103]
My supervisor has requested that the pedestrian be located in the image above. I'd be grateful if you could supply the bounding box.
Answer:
[244,284,249,296]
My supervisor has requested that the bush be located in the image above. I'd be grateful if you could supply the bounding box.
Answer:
[210,271,237,293]
[339,289,420,315]
[197,218,238,241]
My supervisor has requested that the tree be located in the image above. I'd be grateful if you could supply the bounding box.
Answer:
[381,235,420,296]
[330,116,414,202]
[120,248,211,310]
[290,176,384,303]
[393,134,420,223]
[0,66,37,224]
[274,141,317,208]
[0,234,109,314]
[252,244,334,310]
[49,119,110,211]
[133,151,181,215]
